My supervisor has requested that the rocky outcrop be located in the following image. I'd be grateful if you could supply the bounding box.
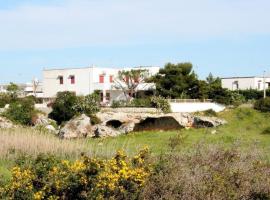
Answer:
[0,116,15,129]
[93,124,121,137]
[59,114,92,139]
[95,112,226,136]
[193,116,227,128]
[59,112,227,139]
[97,112,194,131]
[33,113,58,133]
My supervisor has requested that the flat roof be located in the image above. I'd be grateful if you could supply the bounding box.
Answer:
[43,65,160,71]
[221,76,270,79]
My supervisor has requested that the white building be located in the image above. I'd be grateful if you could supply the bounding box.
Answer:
[24,82,43,98]
[43,66,160,104]
[221,76,270,91]
[0,81,43,98]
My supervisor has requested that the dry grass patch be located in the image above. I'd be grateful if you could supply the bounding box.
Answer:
[0,128,92,160]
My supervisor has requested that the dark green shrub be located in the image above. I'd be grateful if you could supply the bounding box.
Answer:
[111,100,122,108]
[203,109,217,117]
[4,97,35,125]
[48,91,78,125]
[111,99,151,108]
[230,92,246,106]
[130,98,152,107]
[0,93,10,108]
[73,93,100,116]
[49,92,101,125]
[261,127,270,135]
[238,89,263,100]
[254,97,270,112]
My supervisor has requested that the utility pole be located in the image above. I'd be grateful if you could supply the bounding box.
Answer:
[263,70,266,99]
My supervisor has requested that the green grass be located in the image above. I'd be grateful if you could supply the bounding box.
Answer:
[84,107,270,155]
[1,107,270,183]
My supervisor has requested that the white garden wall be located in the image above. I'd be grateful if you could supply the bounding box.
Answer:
[170,102,225,113]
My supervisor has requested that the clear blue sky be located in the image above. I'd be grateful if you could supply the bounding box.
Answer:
[0,0,270,83]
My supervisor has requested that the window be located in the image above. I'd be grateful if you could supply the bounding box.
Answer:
[100,92,104,101]
[106,92,110,101]
[99,75,104,83]
[110,75,114,83]
[258,81,262,90]
[70,75,75,84]
[232,81,239,90]
[59,76,64,85]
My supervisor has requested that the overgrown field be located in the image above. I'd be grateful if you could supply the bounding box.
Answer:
[1,107,270,192]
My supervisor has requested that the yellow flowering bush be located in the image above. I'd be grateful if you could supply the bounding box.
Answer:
[1,147,150,200]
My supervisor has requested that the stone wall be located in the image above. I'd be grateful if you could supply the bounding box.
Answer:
[101,107,159,113]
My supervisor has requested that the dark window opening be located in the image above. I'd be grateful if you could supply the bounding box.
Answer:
[70,75,75,84]
[59,76,64,84]
[106,92,110,101]
[110,75,114,83]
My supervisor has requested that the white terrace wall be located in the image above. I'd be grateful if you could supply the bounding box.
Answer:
[101,102,225,113]
[170,102,225,113]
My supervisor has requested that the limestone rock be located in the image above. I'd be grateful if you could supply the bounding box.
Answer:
[193,116,227,128]
[119,122,136,134]
[45,125,57,134]
[0,116,14,129]
[94,124,121,138]
[59,114,91,139]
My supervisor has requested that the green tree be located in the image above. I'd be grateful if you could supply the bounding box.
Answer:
[152,62,198,98]
[73,93,100,116]
[6,82,21,100]
[49,91,78,125]
[4,97,35,125]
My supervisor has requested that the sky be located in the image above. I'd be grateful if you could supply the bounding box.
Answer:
[0,0,270,83]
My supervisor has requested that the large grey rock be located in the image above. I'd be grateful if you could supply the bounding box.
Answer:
[93,124,121,137]
[119,122,136,134]
[33,113,58,133]
[193,116,227,128]
[59,114,92,139]
[0,116,15,129]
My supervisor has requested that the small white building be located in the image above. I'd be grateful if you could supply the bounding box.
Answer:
[0,81,43,98]
[43,66,160,104]
[221,76,270,91]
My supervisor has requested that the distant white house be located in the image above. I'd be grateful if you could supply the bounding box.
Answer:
[0,82,43,98]
[43,66,160,104]
[221,76,270,91]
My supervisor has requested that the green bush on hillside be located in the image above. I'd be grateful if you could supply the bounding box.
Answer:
[4,97,36,125]
[0,93,11,108]
[111,98,152,108]
[150,96,171,113]
[49,91,101,125]
[73,93,100,116]
[48,92,78,125]
[254,97,270,112]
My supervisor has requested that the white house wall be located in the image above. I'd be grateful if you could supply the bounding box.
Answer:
[43,66,160,99]
[222,77,255,90]
[43,67,93,98]
[221,77,270,91]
